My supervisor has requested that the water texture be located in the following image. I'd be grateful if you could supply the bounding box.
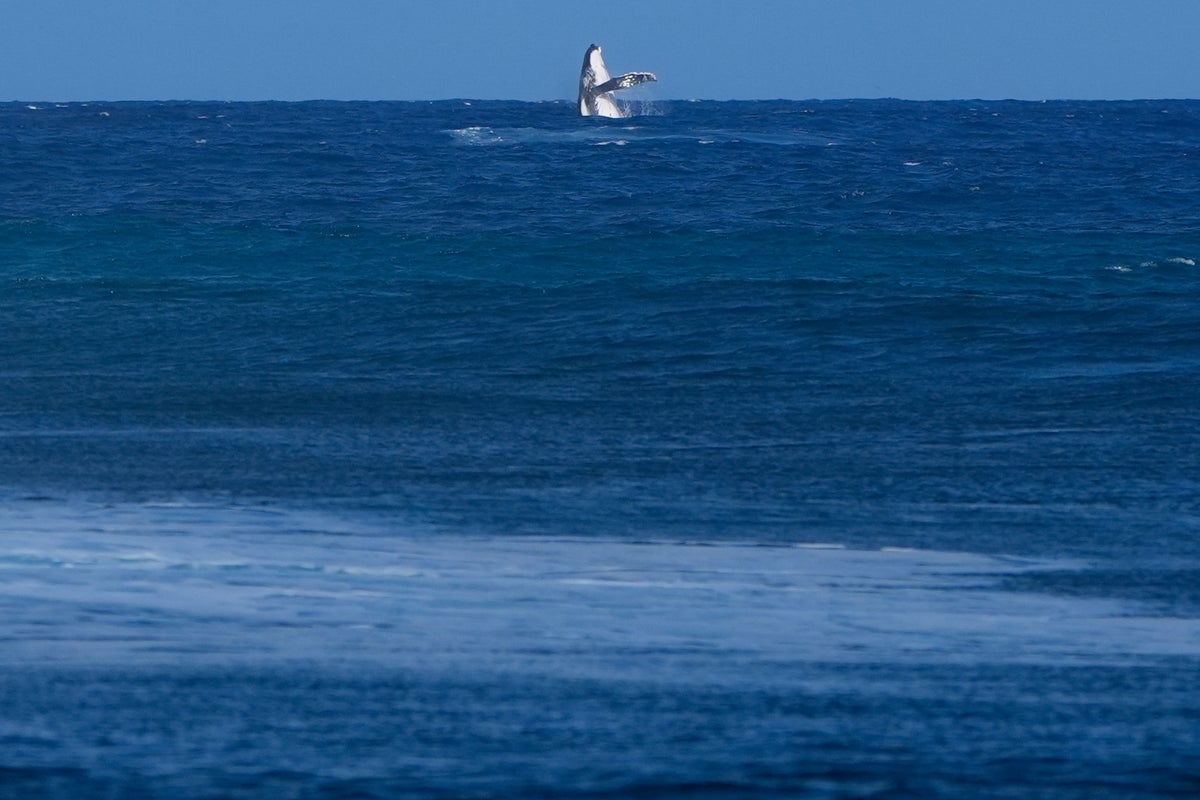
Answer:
[1,100,1198,798]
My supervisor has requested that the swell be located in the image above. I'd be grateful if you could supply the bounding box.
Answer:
[3,102,1200,556]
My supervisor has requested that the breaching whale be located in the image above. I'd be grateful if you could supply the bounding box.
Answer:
[577,44,657,118]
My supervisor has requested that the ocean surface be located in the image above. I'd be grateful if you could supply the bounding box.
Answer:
[2,98,1199,798]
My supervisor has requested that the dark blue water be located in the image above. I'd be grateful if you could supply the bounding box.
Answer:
[1,100,1198,798]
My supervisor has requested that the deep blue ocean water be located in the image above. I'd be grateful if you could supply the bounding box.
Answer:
[2,99,1199,798]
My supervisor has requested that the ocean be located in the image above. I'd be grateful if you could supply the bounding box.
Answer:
[1,98,1199,798]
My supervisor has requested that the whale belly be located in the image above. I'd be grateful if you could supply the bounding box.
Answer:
[591,94,623,118]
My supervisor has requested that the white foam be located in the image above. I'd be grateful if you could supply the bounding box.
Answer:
[1,498,1197,678]
[446,126,825,148]
[446,126,503,145]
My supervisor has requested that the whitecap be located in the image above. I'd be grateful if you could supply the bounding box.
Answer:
[446,126,503,145]
[1167,257,1196,266]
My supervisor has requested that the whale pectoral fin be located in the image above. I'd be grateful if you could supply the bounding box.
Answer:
[593,72,657,94]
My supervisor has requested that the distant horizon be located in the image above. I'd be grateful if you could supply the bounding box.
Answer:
[8,95,1199,105]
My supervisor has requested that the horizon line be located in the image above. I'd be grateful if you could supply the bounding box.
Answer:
[6,96,1198,105]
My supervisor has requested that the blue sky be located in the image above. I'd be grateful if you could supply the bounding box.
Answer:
[3,0,1199,101]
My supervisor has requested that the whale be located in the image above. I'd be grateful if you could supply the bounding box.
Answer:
[577,44,657,118]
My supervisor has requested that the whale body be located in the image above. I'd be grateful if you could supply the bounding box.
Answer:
[577,44,657,118]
